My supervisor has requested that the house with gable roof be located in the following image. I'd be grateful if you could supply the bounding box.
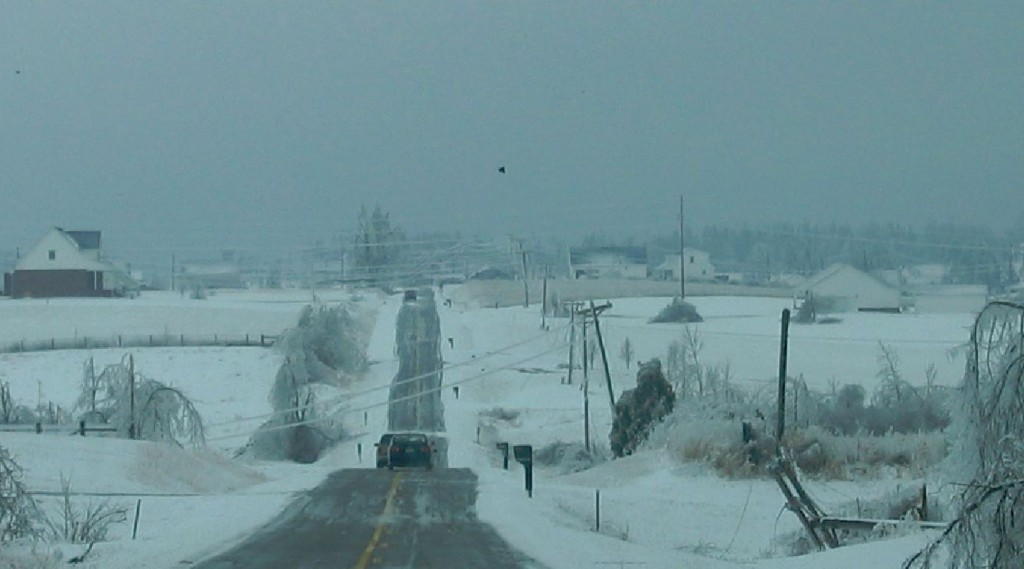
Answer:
[796,263,904,313]
[3,227,129,298]
[568,246,648,280]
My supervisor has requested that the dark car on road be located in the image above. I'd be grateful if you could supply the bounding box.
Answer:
[376,432,434,470]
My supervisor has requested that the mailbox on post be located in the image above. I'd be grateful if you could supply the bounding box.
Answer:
[513,444,534,498]
[496,442,510,470]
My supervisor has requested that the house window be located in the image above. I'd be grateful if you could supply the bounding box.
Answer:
[48,250,56,260]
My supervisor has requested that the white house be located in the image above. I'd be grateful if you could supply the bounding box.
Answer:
[5,227,124,298]
[911,284,988,314]
[568,246,647,280]
[797,263,903,313]
[656,249,715,281]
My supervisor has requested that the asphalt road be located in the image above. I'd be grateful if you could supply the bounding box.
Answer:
[193,467,544,569]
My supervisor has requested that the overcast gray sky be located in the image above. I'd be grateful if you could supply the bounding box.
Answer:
[2,2,1022,259]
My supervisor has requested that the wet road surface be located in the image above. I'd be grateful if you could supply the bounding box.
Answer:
[193,468,543,569]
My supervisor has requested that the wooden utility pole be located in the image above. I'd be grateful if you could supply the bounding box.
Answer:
[541,265,549,329]
[589,301,616,412]
[521,250,529,307]
[679,195,685,300]
[776,309,791,444]
[567,307,576,386]
[582,314,590,452]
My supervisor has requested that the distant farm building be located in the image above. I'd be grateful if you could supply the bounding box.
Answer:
[655,249,716,281]
[3,228,133,298]
[176,262,245,291]
[797,263,903,313]
[910,284,988,314]
[568,247,647,280]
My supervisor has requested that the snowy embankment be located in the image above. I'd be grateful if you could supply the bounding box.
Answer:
[0,289,967,568]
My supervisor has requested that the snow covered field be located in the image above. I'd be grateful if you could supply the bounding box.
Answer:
[0,288,967,568]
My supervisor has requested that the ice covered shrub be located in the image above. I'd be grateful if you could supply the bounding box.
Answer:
[649,296,703,324]
[45,475,127,544]
[610,360,675,457]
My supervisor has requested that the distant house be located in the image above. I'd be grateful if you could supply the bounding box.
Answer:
[176,262,245,291]
[797,263,903,313]
[655,249,715,281]
[4,227,130,298]
[568,246,647,280]
[911,284,988,314]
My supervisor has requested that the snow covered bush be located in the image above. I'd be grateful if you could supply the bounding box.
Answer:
[648,296,703,324]
[610,359,675,457]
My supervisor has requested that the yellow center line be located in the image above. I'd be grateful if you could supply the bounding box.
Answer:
[353,472,404,569]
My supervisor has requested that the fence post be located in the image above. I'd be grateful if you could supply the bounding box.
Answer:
[83,336,88,349]
[50,338,55,350]
[595,489,601,532]
[180,334,184,346]
[245,334,250,346]
[79,420,86,436]
[118,335,122,347]
[132,499,142,540]
[35,422,42,434]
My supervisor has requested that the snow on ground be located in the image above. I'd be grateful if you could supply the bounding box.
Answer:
[0,288,966,568]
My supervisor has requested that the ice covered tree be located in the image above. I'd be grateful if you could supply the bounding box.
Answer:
[73,355,205,446]
[906,301,1024,568]
[352,205,405,286]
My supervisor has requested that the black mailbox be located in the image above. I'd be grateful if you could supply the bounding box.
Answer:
[513,444,534,498]
[513,444,533,464]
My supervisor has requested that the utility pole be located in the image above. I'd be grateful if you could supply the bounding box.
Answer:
[521,249,529,308]
[582,313,590,453]
[129,354,136,440]
[589,301,616,412]
[170,254,176,292]
[776,309,791,445]
[541,265,549,329]
[679,195,685,300]
[567,308,576,386]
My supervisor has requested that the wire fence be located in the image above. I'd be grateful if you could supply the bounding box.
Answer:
[0,333,278,354]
